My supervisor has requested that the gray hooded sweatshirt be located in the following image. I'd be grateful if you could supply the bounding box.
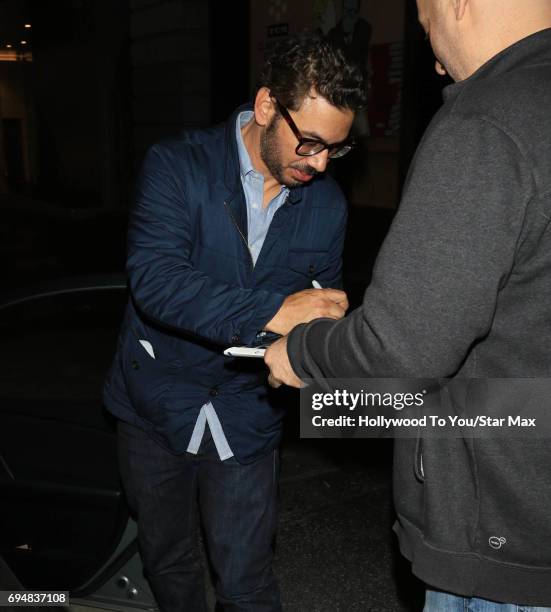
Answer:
[287,28,551,605]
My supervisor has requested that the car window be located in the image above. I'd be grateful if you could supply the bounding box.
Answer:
[0,286,127,401]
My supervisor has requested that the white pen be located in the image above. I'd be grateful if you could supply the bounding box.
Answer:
[312,280,322,289]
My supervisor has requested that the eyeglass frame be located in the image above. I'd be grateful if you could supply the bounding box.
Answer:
[273,98,355,159]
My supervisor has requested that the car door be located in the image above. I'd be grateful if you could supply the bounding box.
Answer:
[0,275,157,610]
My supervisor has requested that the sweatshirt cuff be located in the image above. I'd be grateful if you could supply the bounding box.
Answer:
[286,323,309,379]
[287,318,336,380]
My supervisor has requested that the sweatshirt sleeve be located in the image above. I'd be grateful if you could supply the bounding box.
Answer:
[287,115,534,379]
[127,144,286,347]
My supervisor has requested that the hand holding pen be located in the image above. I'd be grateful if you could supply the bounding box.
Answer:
[264,279,348,336]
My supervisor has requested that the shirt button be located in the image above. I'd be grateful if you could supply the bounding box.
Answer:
[308,264,315,274]
[231,334,240,343]
[210,387,219,397]
[131,360,140,370]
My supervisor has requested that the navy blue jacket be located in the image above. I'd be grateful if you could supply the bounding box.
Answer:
[102,105,347,462]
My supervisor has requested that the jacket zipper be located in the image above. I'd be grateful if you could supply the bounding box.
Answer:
[224,201,254,270]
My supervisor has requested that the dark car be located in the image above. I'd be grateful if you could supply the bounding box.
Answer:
[0,275,158,610]
[0,197,128,292]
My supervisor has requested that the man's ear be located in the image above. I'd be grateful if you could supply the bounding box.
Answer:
[254,87,275,127]
[453,0,469,21]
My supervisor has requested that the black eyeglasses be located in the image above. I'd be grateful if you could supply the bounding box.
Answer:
[274,99,354,159]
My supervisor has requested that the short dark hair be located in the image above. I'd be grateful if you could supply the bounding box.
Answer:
[259,35,368,112]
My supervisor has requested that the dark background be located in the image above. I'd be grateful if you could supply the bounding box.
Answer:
[0,0,450,293]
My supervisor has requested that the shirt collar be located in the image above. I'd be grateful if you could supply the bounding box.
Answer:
[235,110,291,201]
[235,110,257,180]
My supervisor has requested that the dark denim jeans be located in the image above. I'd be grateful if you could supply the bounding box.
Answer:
[117,420,281,612]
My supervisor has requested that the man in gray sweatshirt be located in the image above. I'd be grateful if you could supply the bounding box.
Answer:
[265,0,551,608]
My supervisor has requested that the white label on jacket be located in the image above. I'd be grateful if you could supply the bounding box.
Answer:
[139,339,155,359]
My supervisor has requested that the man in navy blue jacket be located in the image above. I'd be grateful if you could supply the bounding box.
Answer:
[103,36,367,611]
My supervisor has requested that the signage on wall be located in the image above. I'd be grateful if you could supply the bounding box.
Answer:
[268,23,289,37]
[251,0,406,139]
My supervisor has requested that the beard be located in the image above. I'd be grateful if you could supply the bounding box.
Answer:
[260,115,319,188]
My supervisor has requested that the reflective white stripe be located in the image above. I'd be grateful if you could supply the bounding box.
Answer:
[186,407,207,454]
[204,402,234,461]
[186,402,234,461]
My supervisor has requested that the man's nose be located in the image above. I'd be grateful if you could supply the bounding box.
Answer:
[308,149,330,173]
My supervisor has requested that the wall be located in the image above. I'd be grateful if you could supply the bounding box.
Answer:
[129,0,211,170]
[249,0,406,209]
[29,0,131,208]
[0,62,33,190]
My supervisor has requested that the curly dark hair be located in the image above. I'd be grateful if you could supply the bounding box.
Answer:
[259,34,368,112]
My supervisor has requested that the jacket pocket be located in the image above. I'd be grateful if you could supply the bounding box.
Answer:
[393,438,425,532]
[120,329,181,423]
[287,249,330,279]
[420,437,479,553]
[272,249,330,292]
[414,436,425,482]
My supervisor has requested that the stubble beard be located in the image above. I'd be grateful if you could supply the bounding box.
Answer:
[260,115,318,188]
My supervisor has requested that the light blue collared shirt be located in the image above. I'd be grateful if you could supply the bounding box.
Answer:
[186,111,288,461]
[236,111,289,264]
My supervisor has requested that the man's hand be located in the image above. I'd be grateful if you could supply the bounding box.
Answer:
[265,288,348,336]
[264,336,303,388]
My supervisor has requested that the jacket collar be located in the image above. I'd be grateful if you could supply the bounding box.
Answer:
[443,27,551,103]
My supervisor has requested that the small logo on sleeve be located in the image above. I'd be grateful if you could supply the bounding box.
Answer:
[489,536,507,550]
